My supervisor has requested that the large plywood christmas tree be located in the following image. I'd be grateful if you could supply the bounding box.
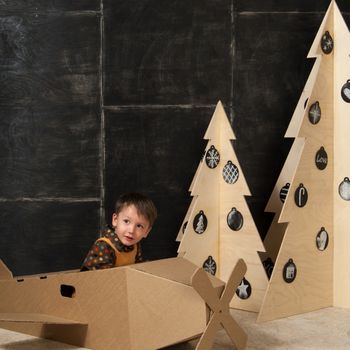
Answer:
[262,43,323,268]
[259,0,350,322]
[178,101,268,312]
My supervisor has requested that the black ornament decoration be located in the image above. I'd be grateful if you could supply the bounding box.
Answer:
[236,277,251,300]
[283,259,297,283]
[203,256,217,275]
[222,161,239,184]
[205,145,220,169]
[193,210,208,234]
[182,221,188,234]
[341,80,350,103]
[294,184,308,207]
[339,177,350,201]
[227,207,244,231]
[321,30,334,54]
[308,101,321,124]
[316,227,329,251]
[315,147,328,170]
[280,183,290,203]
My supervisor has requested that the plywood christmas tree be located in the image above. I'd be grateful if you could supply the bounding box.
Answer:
[262,47,323,268]
[178,101,268,312]
[259,0,350,322]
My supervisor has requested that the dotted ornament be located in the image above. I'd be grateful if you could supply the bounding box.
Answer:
[193,210,208,234]
[341,80,350,103]
[321,30,334,54]
[222,161,239,184]
[236,278,251,300]
[280,183,290,203]
[339,177,350,201]
[227,207,244,231]
[316,227,329,251]
[315,147,328,170]
[283,259,297,283]
[308,101,321,125]
[294,184,308,207]
[205,145,220,169]
[203,256,217,275]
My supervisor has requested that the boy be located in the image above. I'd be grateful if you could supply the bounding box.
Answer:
[81,193,157,271]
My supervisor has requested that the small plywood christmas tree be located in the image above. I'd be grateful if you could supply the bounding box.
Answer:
[259,0,350,322]
[178,101,268,312]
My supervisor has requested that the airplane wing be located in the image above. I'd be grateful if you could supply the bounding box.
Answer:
[0,312,87,325]
[0,260,13,280]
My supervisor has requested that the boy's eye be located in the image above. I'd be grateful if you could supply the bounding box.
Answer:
[124,219,129,224]
[137,224,144,229]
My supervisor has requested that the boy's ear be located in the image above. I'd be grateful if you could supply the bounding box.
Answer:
[112,213,118,227]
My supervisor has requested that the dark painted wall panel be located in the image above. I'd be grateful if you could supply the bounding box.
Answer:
[0,5,101,274]
[0,1,100,13]
[236,0,350,13]
[0,106,100,198]
[104,107,214,260]
[233,12,320,196]
[0,12,100,107]
[103,0,232,105]
[0,201,100,276]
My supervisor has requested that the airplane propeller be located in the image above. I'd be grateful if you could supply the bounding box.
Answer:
[191,258,248,350]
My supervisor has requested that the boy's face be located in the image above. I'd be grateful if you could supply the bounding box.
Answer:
[112,204,151,246]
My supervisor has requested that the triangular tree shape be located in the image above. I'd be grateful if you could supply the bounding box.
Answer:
[259,0,350,322]
[178,101,268,312]
[262,45,323,267]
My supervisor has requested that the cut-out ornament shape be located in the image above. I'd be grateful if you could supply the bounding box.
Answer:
[315,147,328,170]
[227,207,244,231]
[341,80,350,103]
[279,183,290,203]
[205,145,220,169]
[222,161,239,184]
[316,227,329,251]
[308,101,321,124]
[294,184,308,207]
[203,256,217,276]
[321,30,334,54]
[283,259,297,283]
[193,210,208,234]
[339,177,350,200]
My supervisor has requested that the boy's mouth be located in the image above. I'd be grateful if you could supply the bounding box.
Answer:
[124,236,134,243]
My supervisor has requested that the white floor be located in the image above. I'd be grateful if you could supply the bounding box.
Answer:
[0,307,350,349]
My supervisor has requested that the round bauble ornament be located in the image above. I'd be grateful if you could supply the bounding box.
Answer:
[339,177,350,200]
[321,30,333,54]
[341,80,350,103]
[308,101,321,125]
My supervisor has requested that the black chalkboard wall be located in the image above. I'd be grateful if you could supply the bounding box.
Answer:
[1,0,349,276]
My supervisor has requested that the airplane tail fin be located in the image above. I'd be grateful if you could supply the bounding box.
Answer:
[0,259,13,280]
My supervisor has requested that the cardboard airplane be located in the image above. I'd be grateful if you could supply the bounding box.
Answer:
[0,257,247,350]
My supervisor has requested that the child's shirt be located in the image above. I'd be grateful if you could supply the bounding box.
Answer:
[81,225,142,271]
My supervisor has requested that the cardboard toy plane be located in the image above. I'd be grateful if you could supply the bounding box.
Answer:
[0,257,247,350]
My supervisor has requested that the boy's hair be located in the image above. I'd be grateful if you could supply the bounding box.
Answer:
[115,193,157,227]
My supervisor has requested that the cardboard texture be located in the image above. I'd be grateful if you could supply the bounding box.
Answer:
[0,257,225,350]
[259,0,350,322]
[177,101,268,312]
